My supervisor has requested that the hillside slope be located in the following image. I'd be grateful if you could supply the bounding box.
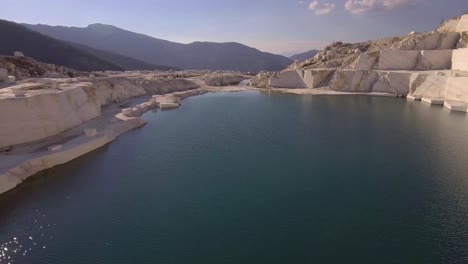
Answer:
[0,20,124,71]
[70,42,179,71]
[289,50,319,62]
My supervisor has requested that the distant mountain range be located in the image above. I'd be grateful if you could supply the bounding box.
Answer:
[289,50,320,62]
[0,19,176,72]
[23,23,293,72]
[0,19,125,71]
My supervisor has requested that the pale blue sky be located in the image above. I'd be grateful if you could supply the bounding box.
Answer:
[1,0,467,54]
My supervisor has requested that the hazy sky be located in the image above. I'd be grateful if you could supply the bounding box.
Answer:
[1,0,468,55]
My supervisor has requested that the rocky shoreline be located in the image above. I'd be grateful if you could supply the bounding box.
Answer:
[0,71,252,195]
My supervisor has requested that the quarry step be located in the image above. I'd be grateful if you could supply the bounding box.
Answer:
[407,95,422,101]
[159,102,181,109]
[444,101,468,112]
[422,98,445,105]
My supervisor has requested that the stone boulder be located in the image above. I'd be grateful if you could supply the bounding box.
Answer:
[6,76,16,83]
[14,51,25,57]
[250,72,274,88]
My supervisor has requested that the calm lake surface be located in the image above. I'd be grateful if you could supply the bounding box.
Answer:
[1,91,468,264]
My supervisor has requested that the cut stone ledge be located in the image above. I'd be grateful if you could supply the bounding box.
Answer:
[407,95,422,101]
[159,102,180,109]
[422,98,445,105]
[84,128,98,137]
[444,101,468,112]
[12,89,27,97]
[47,144,63,152]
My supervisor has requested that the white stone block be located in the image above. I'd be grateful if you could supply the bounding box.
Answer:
[14,51,24,57]
[84,128,97,137]
[6,76,16,83]
[12,89,27,97]
[444,101,468,112]
[452,48,468,72]
[422,98,444,105]
[377,50,419,70]
[122,108,133,116]
[269,70,307,88]
[48,144,63,152]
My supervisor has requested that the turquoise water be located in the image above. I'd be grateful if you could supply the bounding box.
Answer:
[1,91,468,264]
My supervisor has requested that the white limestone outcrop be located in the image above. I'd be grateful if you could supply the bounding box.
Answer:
[0,77,199,149]
[256,14,468,106]
[0,114,147,195]
[0,83,102,149]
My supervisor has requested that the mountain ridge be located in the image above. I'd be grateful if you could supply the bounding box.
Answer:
[0,19,125,71]
[24,23,292,72]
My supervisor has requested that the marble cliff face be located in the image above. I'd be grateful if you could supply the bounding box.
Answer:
[251,15,468,105]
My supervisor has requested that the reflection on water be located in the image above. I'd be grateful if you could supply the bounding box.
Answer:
[0,209,54,263]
